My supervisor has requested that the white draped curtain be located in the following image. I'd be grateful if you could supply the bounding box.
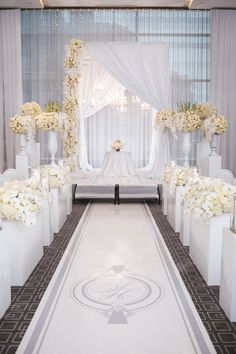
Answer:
[79,50,126,170]
[0,10,23,172]
[21,10,210,166]
[210,10,236,175]
[79,42,171,177]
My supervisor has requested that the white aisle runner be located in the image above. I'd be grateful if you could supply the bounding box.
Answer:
[17,203,216,354]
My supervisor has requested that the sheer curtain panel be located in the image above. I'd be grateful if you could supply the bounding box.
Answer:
[0,10,23,172]
[21,10,210,166]
[210,10,236,175]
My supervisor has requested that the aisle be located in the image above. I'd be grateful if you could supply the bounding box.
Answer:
[17,203,215,354]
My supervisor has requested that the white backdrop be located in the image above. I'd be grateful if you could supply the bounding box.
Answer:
[79,42,171,178]
[21,10,210,167]
[0,10,23,172]
[211,10,236,175]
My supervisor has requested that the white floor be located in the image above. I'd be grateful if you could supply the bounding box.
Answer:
[17,203,216,354]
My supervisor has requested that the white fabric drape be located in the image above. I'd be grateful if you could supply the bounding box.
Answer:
[79,50,125,169]
[210,10,236,175]
[88,42,170,109]
[0,10,23,172]
[84,42,171,177]
[85,97,152,168]
[21,10,210,166]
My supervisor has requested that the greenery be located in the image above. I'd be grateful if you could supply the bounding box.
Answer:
[178,101,197,112]
[44,100,62,113]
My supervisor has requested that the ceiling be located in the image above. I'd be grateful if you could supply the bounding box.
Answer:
[0,0,236,9]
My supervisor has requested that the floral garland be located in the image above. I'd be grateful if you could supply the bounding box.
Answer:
[63,39,85,171]
[183,177,233,220]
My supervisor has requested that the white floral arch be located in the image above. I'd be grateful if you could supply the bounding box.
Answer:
[63,39,171,177]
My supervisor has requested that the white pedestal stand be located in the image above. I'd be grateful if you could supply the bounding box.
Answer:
[0,231,11,319]
[26,141,40,168]
[41,200,54,246]
[66,184,72,216]
[15,154,30,179]
[204,155,222,178]
[51,188,67,233]
[161,183,168,216]
[220,228,236,321]
[1,215,43,286]
[196,139,211,174]
[190,213,230,286]
[167,186,186,233]
[180,203,191,246]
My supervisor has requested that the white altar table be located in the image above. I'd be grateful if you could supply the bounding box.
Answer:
[100,151,136,177]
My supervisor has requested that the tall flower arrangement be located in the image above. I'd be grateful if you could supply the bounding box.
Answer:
[203,115,228,141]
[63,39,84,171]
[155,108,177,136]
[35,101,65,131]
[10,101,41,139]
[176,102,201,133]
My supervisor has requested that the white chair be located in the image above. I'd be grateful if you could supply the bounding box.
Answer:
[2,168,23,181]
[216,169,234,184]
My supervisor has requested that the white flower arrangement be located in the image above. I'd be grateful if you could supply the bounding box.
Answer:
[183,177,233,220]
[9,114,33,135]
[203,115,228,141]
[155,108,177,136]
[21,101,41,117]
[10,101,41,138]
[36,112,65,131]
[162,161,199,195]
[176,111,201,133]
[195,103,217,120]
[63,38,85,171]
[111,139,124,151]
[0,179,48,227]
[39,164,70,189]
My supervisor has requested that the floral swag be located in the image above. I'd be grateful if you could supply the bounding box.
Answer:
[63,38,85,171]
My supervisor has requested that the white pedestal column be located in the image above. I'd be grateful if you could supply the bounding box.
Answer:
[1,215,43,286]
[203,155,222,178]
[161,183,168,216]
[180,203,191,246]
[15,154,30,179]
[0,232,11,319]
[190,213,230,286]
[167,186,186,233]
[220,228,236,321]
[41,200,54,246]
[26,141,40,168]
[51,188,67,233]
[196,139,211,174]
[66,184,72,216]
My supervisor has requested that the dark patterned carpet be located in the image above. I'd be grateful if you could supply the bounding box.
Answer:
[0,200,236,353]
[148,201,236,354]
